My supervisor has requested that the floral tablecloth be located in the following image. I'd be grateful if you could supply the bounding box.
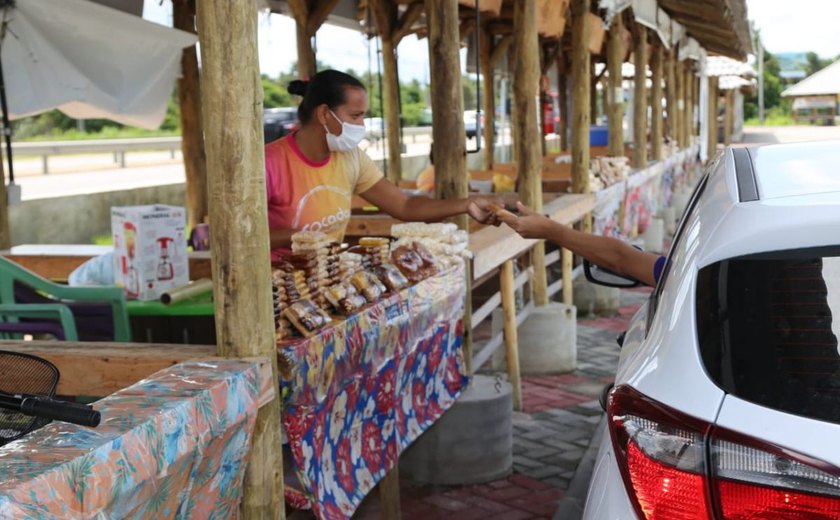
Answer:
[592,145,701,240]
[0,359,271,519]
[278,263,468,519]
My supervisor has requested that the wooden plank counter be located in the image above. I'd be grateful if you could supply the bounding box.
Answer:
[0,340,217,396]
[1,244,212,281]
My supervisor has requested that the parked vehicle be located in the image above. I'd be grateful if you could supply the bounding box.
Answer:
[583,141,840,519]
[263,107,298,143]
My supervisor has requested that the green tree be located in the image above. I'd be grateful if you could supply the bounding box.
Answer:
[803,51,833,77]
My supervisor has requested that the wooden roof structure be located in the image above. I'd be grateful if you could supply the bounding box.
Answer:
[657,0,751,60]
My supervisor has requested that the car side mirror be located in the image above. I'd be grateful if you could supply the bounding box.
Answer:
[583,259,642,288]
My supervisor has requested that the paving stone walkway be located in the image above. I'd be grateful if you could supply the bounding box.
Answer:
[346,288,651,520]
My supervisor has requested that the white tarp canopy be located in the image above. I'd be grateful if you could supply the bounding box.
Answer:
[2,0,198,129]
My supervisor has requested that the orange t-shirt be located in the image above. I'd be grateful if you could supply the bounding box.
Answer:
[416,165,435,193]
[265,134,384,261]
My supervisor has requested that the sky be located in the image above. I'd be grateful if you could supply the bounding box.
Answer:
[745,0,840,57]
[143,0,840,83]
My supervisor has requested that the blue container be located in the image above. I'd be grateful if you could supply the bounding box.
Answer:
[590,125,609,146]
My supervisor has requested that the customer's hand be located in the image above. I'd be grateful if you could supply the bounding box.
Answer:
[467,195,506,226]
[496,202,553,239]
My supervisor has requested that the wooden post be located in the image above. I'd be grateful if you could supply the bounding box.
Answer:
[293,20,316,79]
[0,150,9,250]
[513,0,548,306]
[684,63,694,146]
[590,56,599,124]
[426,0,472,377]
[379,466,401,520]
[561,248,573,305]
[380,38,402,182]
[173,0,208,229]
[665,48,676,141]
[632,26,648,169]
[557,54,570,152]
[675,59,685,148]
[480,24,495,170]
[195,3,284,518]
[288,0,341,79]
[500,260,523,411]
[370,1,423,183]
[571,0,591,232]
[707,75,719,155]
[650,39,664,161]
[607,14,624,157]
[723,89,734,146]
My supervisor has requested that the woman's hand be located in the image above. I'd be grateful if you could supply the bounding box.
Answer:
[496,202,553,239]
[467,195,507,226]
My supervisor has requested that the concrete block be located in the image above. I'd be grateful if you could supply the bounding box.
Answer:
[573,276,620,317]
[400,374,512,485]
[642,217,665,254]
[491,303,577,374]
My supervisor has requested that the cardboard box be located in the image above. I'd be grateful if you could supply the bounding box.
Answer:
[111,205,189,301]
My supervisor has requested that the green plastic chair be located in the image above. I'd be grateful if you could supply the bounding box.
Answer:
[0,256,131,342]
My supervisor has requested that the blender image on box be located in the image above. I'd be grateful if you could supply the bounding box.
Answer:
[122,222,140,298]
[156,237,175,281]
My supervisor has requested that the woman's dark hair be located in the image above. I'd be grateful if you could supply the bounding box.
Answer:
[288,70,366,124]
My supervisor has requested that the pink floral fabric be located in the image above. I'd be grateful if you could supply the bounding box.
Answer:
[0,360,270,519]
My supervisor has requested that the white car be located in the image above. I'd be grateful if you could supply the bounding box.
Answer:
[583,141,840,519]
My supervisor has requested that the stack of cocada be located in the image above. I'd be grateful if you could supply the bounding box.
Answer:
[273,223,470,341]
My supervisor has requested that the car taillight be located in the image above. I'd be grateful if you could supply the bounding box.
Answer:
[608,385,840,519]
[712,437,840,518]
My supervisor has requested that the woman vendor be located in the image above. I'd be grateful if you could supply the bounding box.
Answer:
[265,69,504,260]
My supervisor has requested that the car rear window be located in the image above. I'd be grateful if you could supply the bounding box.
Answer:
[696,247,840,424]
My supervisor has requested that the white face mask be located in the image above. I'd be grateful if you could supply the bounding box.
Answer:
[324,110,366,152]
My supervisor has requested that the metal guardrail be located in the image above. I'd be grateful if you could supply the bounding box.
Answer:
[4,137,182,175]
[4,129,439,175]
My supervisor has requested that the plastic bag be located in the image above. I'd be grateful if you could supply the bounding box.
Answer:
[68,252,115,286]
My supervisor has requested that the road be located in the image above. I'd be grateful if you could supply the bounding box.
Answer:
[6,126,837,201]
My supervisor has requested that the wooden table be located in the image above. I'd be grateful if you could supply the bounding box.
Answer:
[1,244,212,281]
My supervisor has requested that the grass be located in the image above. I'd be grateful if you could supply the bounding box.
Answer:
[745,107,796,127]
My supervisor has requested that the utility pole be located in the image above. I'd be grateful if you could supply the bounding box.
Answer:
[757,33,764,124]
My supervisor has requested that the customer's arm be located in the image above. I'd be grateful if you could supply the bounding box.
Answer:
[498,202,660,286]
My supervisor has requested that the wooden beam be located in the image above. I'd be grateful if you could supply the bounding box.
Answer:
[707,75,719,155]
[480,25,495,170]
[306,0,342,37]
[393,2,425,43]
[173,0,208,230]
[513,0,547,306]
[607,15,624,157]
[570,0,590,217]
[195,1,284,517]
[650,39,663,161]
[427,0,471,376]
[632,26,648,169]
[490,34,513,66]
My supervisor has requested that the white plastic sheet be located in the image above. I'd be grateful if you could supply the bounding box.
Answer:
[3,0,197,129]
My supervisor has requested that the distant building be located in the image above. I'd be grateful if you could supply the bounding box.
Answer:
[782,59,840,125]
